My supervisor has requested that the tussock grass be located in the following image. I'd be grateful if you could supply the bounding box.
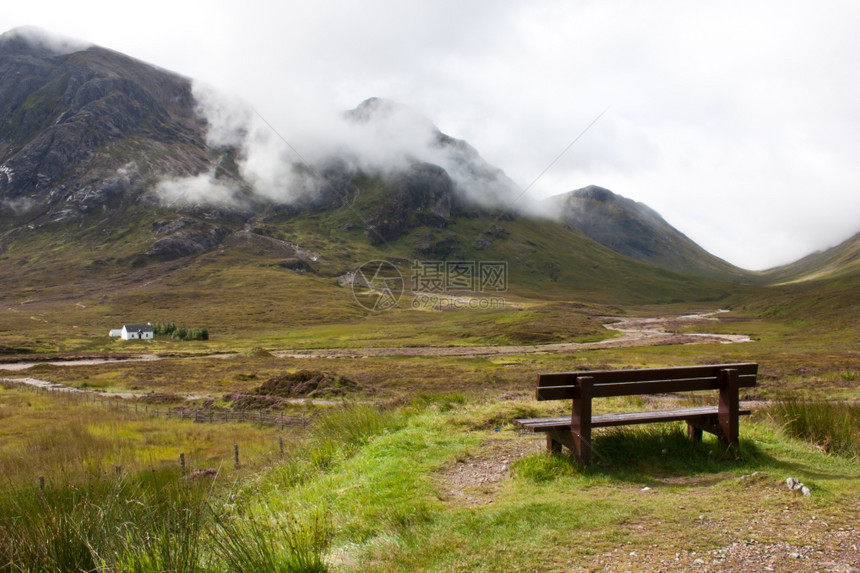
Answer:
[211,506,330,573]
[0,468,332,572]
[0,390,858,572]
[766,398,859,459]
[0,468,211,573]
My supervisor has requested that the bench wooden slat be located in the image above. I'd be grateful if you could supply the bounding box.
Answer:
[514,406,752,432]
[537,363,757,388]
[537,374,756,401]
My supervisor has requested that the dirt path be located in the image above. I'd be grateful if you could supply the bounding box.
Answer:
[275,310,751,359]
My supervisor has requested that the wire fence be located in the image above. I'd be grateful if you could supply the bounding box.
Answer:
[3,437,292,499]
[0,380,313,498]
[1,379,311,429]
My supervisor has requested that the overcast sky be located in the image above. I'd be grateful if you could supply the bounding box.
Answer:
[4,0,860,269]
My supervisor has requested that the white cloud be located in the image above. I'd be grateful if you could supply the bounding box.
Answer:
[155,169,242,208]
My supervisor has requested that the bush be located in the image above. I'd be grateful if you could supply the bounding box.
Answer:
[153,322,208,341]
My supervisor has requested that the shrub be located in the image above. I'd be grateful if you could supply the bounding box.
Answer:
[154,322,209,341]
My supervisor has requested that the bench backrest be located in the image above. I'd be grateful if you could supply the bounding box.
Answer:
[536,363,758,400]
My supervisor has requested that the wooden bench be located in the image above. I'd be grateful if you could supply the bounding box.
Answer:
[513,363,758,464]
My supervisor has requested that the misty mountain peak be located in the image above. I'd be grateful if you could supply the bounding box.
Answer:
[548,185,743,279]
[573,184,616,202]
[0,26,90,57]
[344,97,432,129]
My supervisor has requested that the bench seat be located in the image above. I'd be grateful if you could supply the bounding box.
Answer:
[515,406,752,431]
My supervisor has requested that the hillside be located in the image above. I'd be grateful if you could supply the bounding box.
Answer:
[756,231,860,285]
[546,185,749,281]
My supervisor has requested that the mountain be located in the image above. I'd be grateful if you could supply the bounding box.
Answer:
[0,27,763,325]
[0,27,221,225]
[546,185,748,280]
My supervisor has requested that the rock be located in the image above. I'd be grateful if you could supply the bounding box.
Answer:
[0,30,210,205]
[473,237,492,250]
[366,162,457,244]
[414,234,459,256]
[278,258,315,273]
[786,477,811,496]
[145,231,218,258]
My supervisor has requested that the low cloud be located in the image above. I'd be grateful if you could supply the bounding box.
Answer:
[154,84,522,211]
[155,168,242,209]
[0,26,90,55]
[0,196,36,215]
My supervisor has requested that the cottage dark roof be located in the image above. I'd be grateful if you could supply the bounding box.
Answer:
[123,323,153,332]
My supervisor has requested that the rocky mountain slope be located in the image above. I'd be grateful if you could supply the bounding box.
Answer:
[546,185,747,280]
[0,28,219,225]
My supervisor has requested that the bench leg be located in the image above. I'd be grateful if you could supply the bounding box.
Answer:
[687,422,704,442]
[718,368,740,448]
[545,428,575,453]
[687,415,730,444]
[571,376,594,465]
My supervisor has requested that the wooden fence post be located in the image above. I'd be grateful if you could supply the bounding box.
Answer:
[233,444,239,469]
[279,436,284,457]
[180,453,186,475]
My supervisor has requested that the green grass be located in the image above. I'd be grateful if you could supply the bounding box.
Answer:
[0,387,858,572]
[0,383,290,486]
[764,398,859,460]
[247,401,858,572]
[0,404,392,572]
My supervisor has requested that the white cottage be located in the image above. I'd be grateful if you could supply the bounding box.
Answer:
[120,323,154,340]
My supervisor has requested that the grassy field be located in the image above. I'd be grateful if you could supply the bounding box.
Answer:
[1,295,858,572]
[0,388,857,572]
[0,215,858,570]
